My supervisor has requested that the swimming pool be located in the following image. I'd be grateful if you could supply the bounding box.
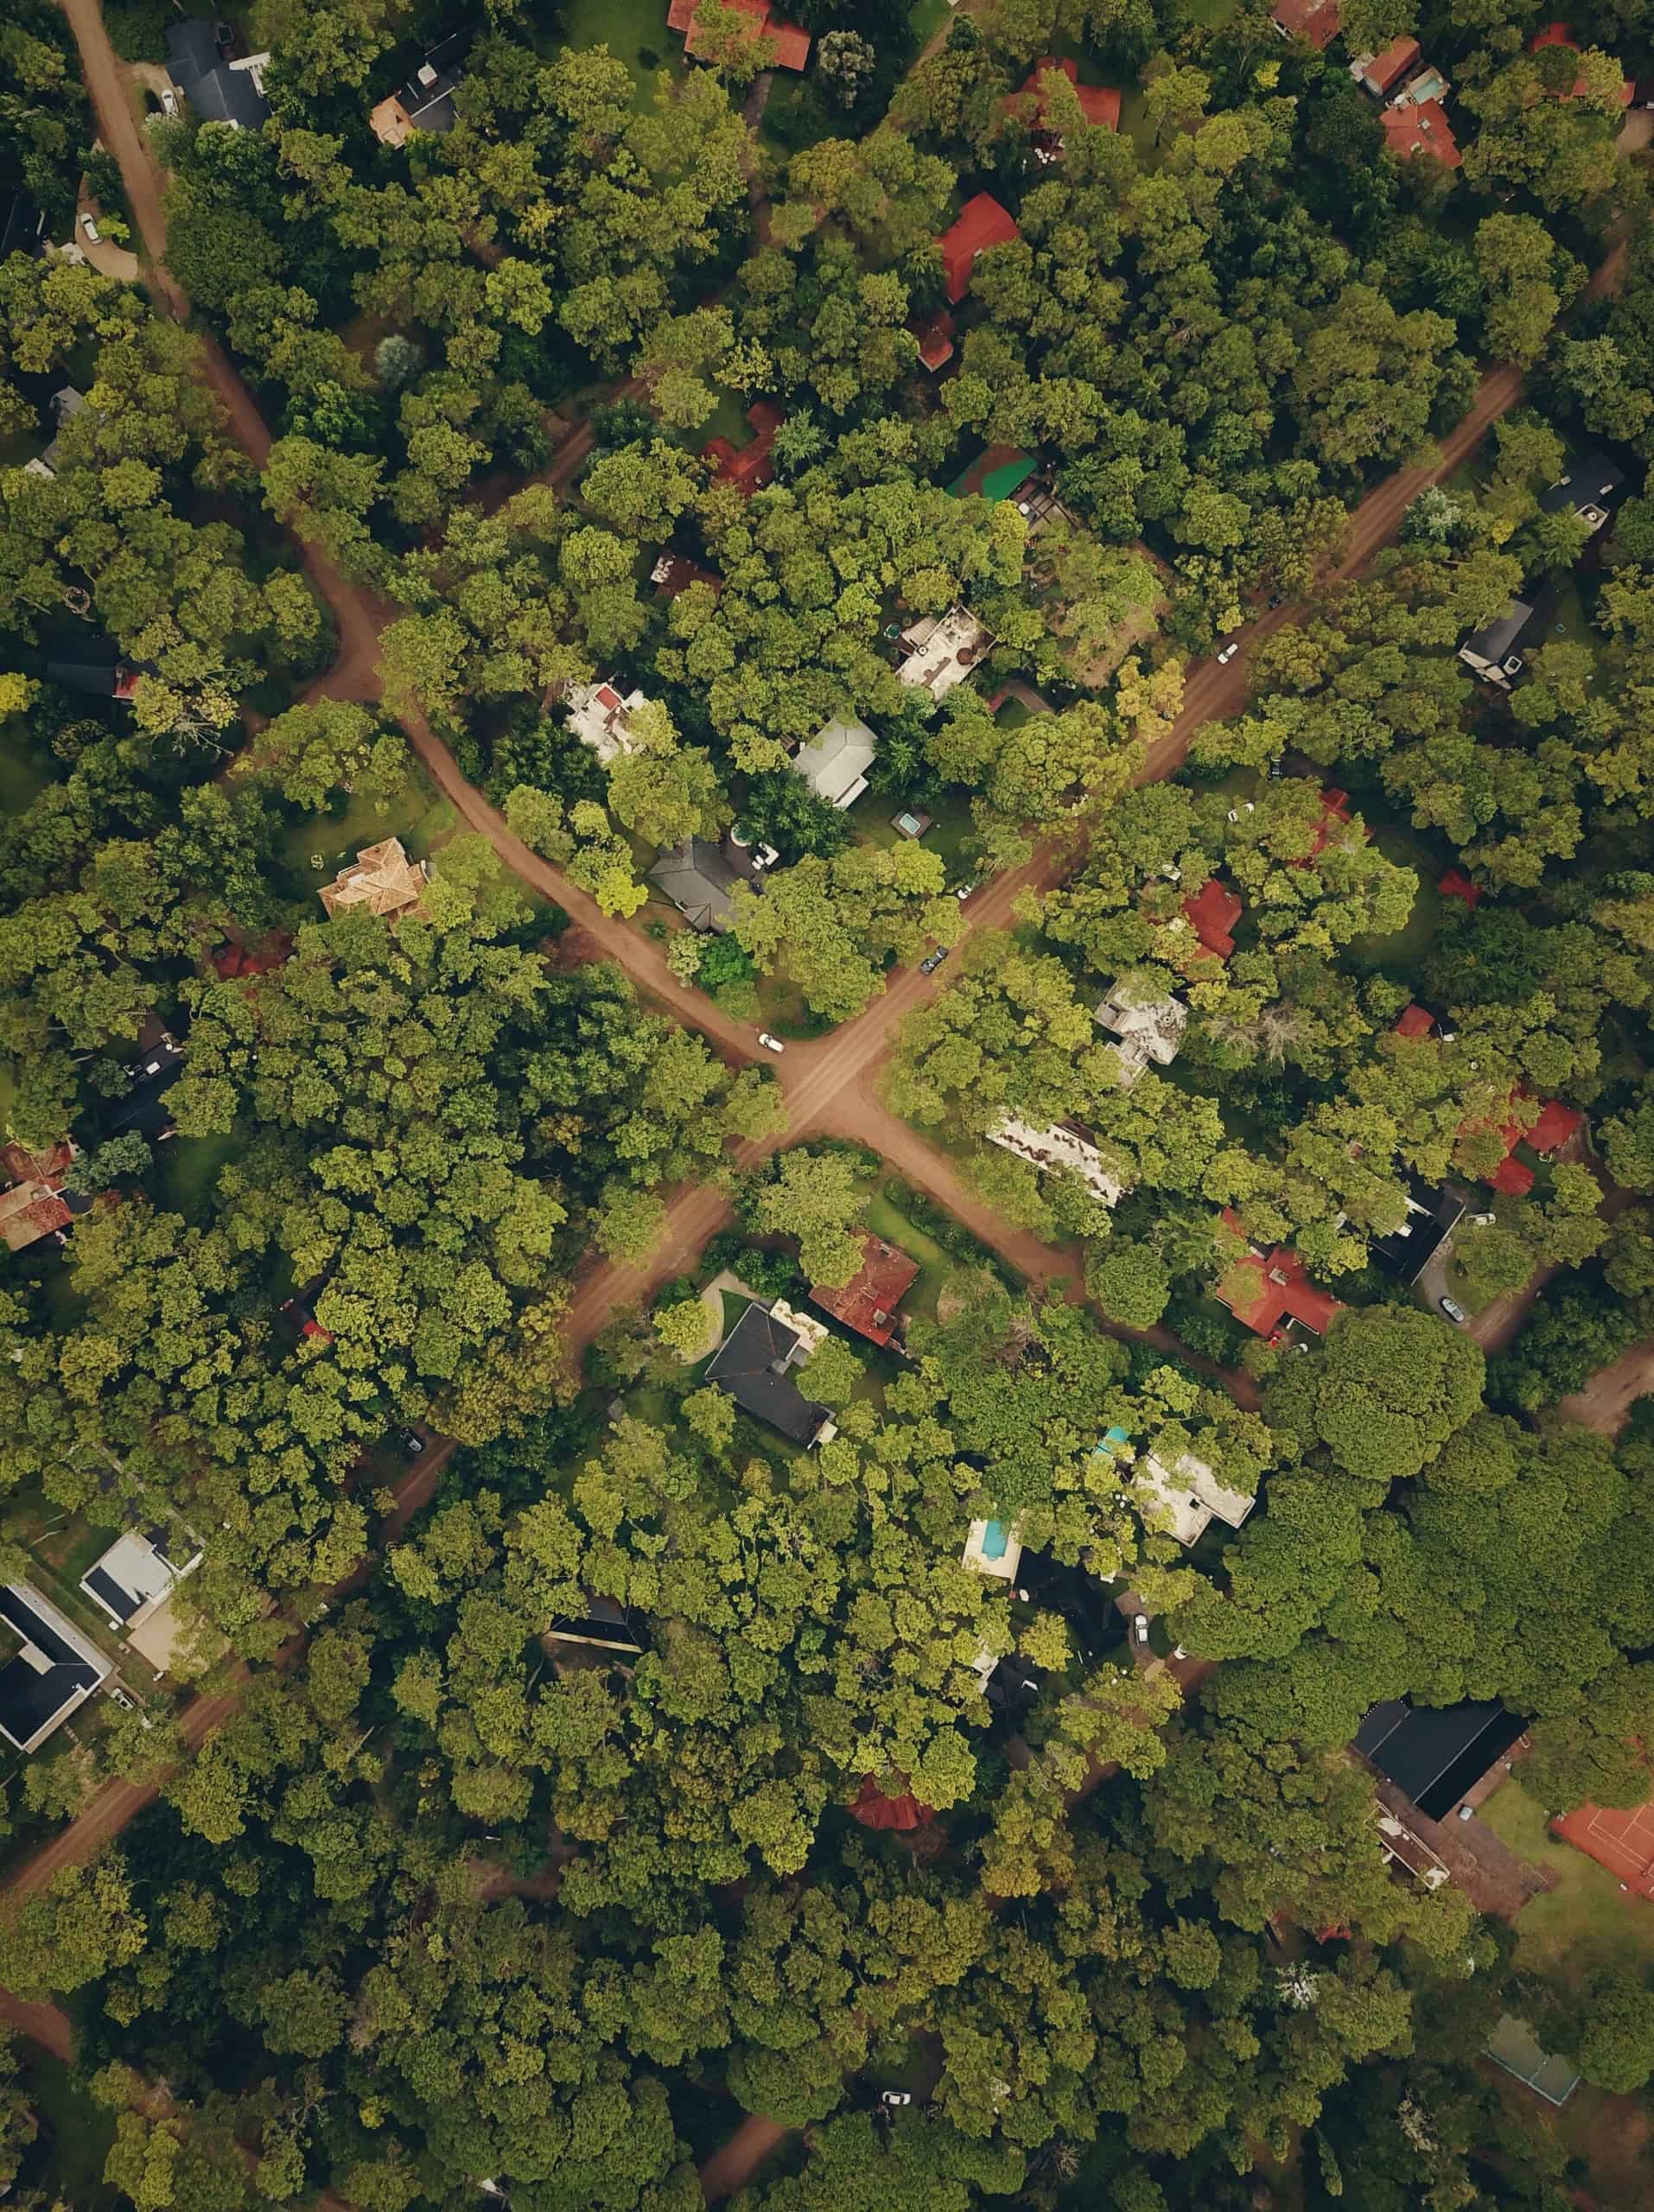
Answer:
[981,1518,1011,1560]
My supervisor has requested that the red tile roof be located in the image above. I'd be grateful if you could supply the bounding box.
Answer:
[703,400,784,495]
[666,0,696,25]
[1362,35,1421,91]
[1272,0,1341,48]
[1491,1156,1536,1197]
[938,192,1020,305]
[1009,57,1122,133]
[1438,868,1484,909]
[1296,786,1356,863]
[767,18,811,69]
[1530,21,1634,102]
[911,307,956,371]
[1382,97,1462,166]
[849,1775,936,1831]
[1394,1004,1435,1039]
[810,1234,921,1347]
[1526,1099,1584,1154]
[674,0,811,70]
[1182,878,1243,960]
[1216,1217,1343,1339]
[211,931,292,980]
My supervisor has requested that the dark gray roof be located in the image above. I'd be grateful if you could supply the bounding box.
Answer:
[649,836,741,932]
[1,193,46,260]
[704,1303,829,1445]
[1460,598,1535,666]
[1539,454,1626,517]
[1371,1173,1466,1286]
[46,660,121,696]
[1354,1698,1524,1821]
[167,22,270,128]
[0,1585,105,1752]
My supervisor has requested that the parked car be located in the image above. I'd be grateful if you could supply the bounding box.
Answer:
[1471,1212,1495,1227]
[158,86,178,115]
[954,880,978,902]
[881,2091,913,2108]
[756,1031,785,1054]
[1440,1295,1468,1324]
[1133,1613,1149,1646]
[393,1427,424,1462]
[80,213,100,243]
[919,948,949,975]
[110,1685,136,1713]
[1217,639,1240,664]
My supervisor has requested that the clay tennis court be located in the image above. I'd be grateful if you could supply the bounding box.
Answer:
[1553,1798,1654,1897]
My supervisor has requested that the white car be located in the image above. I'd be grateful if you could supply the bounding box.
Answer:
[80,213,101,244]
[1217,640,1240,664]
[1471,1212,1494,1227]
[955,880,977,902]
[1440,1295,1468,1324]
[880,2091,912,2108]
[756,1031,785,1055]
[1133,1613,1149,1645]
[159,86,178,115]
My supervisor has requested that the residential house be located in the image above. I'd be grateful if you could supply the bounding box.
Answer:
[1133,1447,1256,1548]
[650,551,721,597]
[0,1583,111,1754]
[1382,97,1462,166]
[1271,0,1341,48]
[370,32,468,143]
[722,826,780,880]
[45,658,141,702]
[849,1774,936,1831]
[1458,597,1538,687]
[105,1030,188,1144]
[987,1116,1129,1207]
[809,1232,919,1346]
[1297,787,1358,862]
[790,715,877,810]
[703,1300,837,1446]
[703,399,783,495]
[1540,452,1625,534]
[1180,877,1244,961]
[667,0,811,70]
[1005,56,1121,162]
[1374,1806,1452,1891]
[1095,982,1187,1090]
[895,606,994,703]
[319,838,429,921]
[1215,1211,1343,1342]
[166,20,271,129]
[936,192,1020,305]
[1438,868,1484,910]
[649,836,742,931]
[23,385,89,480]
[910,308,956,372]
[1352,1696,1524,1821]
[81,1526,203,1664]
[1352,36,1421,94]
[0,1139,88,1255]
[0,192,46,261]
[562,679,653,765]
[1460,1092,1583,1197]
[1529,21,1634,105]
[1392,1002,1443,1040]
[545,1594,648,1658]
[1371,1171,1466,1285]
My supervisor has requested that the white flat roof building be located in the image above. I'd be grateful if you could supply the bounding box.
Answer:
[896,607,994,702]
[987,1116,1129,1208]
[791,715,877,809]
[81,1526,201,1633]
[563,681,653,765]
[1133,1448,1256,1548]
[1095,986,1187,1090]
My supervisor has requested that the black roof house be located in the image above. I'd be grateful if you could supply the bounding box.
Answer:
[104,1033,186,1141]
[1371,1173,1466,1286]
[649,836,741,932]
[1,193,47,260]
[704,1303,832,1446]
[167,21,271,129]
[1539,453,1625,531]
[1354,1698,1524,1821]
[546,1593,648,1656]
[0,1583,111,1753]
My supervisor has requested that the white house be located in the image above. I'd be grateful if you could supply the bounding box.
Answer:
[1133,1448,1256,1548]
[790,715,877,809]
[987,1116,1129,1207]
[896,607,994,703]
[1095,985,1187,1090]
[563,681,654,765]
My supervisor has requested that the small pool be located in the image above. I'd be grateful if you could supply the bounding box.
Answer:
[1104,1424,1129,1447]
[981,1519,1011,1560]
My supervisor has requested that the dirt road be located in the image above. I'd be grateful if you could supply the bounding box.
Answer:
[1558,1337,1654,1438]
[699,2110,794,2203]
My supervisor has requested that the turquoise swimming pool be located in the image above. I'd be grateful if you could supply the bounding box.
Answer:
[981,1519,1011,1560]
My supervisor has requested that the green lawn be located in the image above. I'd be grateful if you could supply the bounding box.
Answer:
[156,1129,241,1224]
[20,2049,118,2209]
[863,1187,957,1322]
[270,763,456,907]
[1479,1780,1654,1985]
[1341,823,1445,976]
[551,0,684,96]
[0,723,55,819]
[908,0,952,49]
[854,790,976,885]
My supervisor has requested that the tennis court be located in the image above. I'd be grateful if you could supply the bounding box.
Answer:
[1553,1796,1654,1898]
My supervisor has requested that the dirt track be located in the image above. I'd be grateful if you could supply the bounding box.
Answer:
[699,2110,794,2203]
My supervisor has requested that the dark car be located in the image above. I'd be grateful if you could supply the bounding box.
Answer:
[919,948,949,975]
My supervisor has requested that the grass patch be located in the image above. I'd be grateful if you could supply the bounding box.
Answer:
[20,2048,118,2209]
[1479,1779,1654,1986]
[269,762,456,908]
[156,1129,241,1224]
[0,723,56,818]
[909,0,953,48]
[103,0,171,60]
[551,0,684,97]
[853,789,976,884]
[1341,822,1444,976]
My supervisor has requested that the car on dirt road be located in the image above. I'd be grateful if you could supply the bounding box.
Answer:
[1440,1295,1468,1324]
[954,880,977,902]
[756,1031,785,1054]
[80,213,101,244]
[919,948,949,974]
[158,86,178,115]
[1217,639,1240,664]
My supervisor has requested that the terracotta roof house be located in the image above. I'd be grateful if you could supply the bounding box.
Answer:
[1005,57,1121,161]
[1529,21,1634,103]
[704,1300,836,1446]
[703,399,784,496]
[1527,1098,1584,1153]
[320,838,429,921]
[1216,1211,1343,1341]
[1299,786,1357,862]
[1394,1003,1438,1039]
[650,551,722,596]
[563,679,654,764]
[849,1775,936,1831]
[0,1139,82,1254]
[1355,35,1421,93]
[1181,878,1244,960]
[669,0,811,69]
[649,836,741,932]
[1382,98,1461,166]
[809,1233,920,1346]
[1271,0,1340,48]
[1460,1091,1581,1195]
[937,192,1020,305]
[910,307,956,372]
[1438,868,1484,909]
